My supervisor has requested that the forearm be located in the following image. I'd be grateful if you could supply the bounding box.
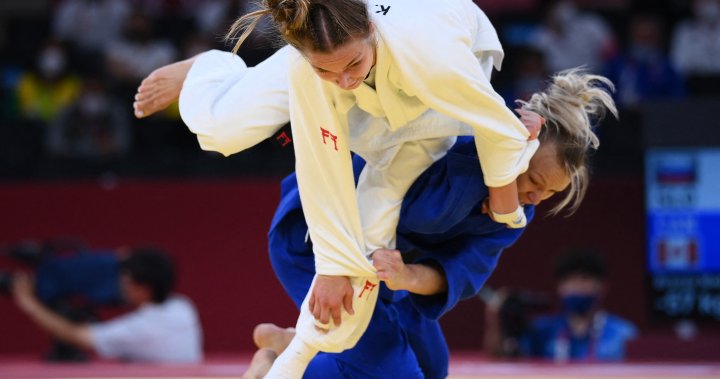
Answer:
[488,182,519,214]
[179,48,291,156]
[401,263,448,296]
[21,299,92,349]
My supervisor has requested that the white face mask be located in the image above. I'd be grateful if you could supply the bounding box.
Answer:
[696,0,720,22]
[38,48,66,78]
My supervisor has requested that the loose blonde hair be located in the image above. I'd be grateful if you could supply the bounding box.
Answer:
[225,0,372,54]
[518,68,618,215]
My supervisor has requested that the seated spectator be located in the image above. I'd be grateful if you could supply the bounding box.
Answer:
[7,247,203,363]
[16,39,80,123]
[499,47,550,104]
[670,0,720,96]
[105,10,177,95]
[52,0,131,72]
[530,0,617,72]
[484,250,638,362]
[605,14,685,109]
[190,0,276,66]
[45,76,131,162]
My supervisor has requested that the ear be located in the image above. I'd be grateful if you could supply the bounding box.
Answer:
[369,21,376,34]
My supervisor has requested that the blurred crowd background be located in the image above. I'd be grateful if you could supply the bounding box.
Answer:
[1,0,719,179]
[1,0,720,364]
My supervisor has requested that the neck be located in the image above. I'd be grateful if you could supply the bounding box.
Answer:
[567,312,594,336]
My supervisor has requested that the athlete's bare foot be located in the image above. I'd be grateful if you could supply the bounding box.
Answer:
[241,348,277,379]
[133,56,197,119]
[253,323,296,354]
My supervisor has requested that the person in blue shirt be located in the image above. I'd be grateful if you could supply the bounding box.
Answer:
[486,250,638,362]
[604,13,685,110]
[242,69,617,379]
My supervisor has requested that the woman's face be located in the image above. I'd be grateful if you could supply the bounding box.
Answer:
[304,26,376,90]
[517,143,571,206]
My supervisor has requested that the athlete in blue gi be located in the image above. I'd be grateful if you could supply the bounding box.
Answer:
[242,70,618,379]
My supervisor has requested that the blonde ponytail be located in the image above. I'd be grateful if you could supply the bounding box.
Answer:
[518,68,618,215]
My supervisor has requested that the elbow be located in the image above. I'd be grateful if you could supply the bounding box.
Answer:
[196,133,234,157]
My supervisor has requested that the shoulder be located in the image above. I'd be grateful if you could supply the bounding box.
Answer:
[603,313,638,338]
[371,0,481,49]
[370,0,475,21]
[166,295,197,309]
[160,295,200,319]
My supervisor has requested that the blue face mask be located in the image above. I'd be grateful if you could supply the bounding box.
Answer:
[561,294,598,316]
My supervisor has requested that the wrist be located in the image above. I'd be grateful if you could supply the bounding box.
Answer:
[491,206,527,228]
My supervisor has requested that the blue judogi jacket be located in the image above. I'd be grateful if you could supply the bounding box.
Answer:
[392,137,534,319]
[269,136,535,378]
[271,136,533,313]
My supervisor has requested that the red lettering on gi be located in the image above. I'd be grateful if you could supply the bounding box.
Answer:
[358,280,377,299]
[320,127,338,151]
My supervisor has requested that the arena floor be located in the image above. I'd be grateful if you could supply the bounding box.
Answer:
[1,355,719,379]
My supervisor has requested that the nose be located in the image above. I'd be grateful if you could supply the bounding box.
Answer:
[336,72,355,89]
[527,191,542,205]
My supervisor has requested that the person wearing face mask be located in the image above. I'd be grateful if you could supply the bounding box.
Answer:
[105,11,177,86]
[530,0,617,72]
[16,40,81,123]
[604,14,685,109]
[671,0,720,92]
[485,250,638,362]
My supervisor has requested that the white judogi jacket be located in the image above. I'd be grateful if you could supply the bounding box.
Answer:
[179,0,538,355]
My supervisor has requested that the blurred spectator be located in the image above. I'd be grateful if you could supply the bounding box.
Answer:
[5,246,203,363]
[473,0,538,15]
[191,0,237,36]
[105,11,177,86]
[182,32,216,62]
[190,0,277,66]
[53,0,131,70]
[670,0,720,95]
[500,47,550,104]
[484,250,638,362]
[16,39,81,123]
[46,77,131,161]
[530,0,617,72]
[604,14,685,109]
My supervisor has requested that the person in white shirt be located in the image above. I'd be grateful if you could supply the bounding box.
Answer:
[530,0,617,72]
[670,0,720,76]
[12,248,203,363]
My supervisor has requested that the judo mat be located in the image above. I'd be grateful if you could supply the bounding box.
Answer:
[1,354,719,379]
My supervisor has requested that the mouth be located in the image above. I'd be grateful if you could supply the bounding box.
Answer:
[345,79,361,90]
